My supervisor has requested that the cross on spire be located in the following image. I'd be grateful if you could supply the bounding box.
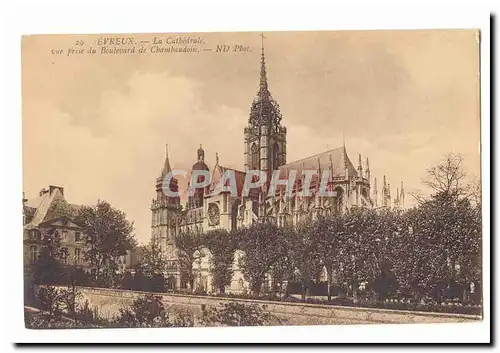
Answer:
[259,32,268,95]
[260,32,266,56]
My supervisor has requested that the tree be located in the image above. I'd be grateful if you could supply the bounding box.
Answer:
[137,241,167,292]
[33,228,68,285]
[411,153,470,204]
[290,221,323,301]
[75,200,136,284]
[423,153,468,198]
[237,222,289,296]
[205,229,236,294]
[174,229,204,292]
[310,214,344,301]
[397,154,482,303]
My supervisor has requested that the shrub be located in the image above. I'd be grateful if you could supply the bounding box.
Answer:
[200,302,284,327]
[111,294,195,328]
[35,286,63,318]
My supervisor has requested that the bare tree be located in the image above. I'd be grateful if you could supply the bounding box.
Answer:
[466,177,482,208]
[423,153,467,198]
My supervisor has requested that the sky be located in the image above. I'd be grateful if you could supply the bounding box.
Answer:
[22,30,480,244]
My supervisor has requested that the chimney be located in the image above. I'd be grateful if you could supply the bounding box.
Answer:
[49,185,64,196]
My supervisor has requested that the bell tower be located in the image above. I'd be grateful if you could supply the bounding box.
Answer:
[151,144,181,279]
[244,33,287,173]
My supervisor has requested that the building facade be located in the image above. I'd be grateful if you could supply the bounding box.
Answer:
[150,37,405,292]
[23,186,89,269]
[23,185,139,274]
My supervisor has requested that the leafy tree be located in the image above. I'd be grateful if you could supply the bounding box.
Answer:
[237,222,289,296]
[136,241,167,292]
[139,241,167,278]
[205,229,236,294]
[33,228,68,285]
[174,229,204,292]
[290,222,323,301]
[75,200,136,284]
[310,214,345,301]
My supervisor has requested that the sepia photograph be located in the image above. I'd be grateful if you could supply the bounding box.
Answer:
[19,27,485,336]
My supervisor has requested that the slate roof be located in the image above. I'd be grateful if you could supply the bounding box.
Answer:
[278,146,358,180]
[23,188,84,230]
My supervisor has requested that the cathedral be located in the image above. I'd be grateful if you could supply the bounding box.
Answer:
[150,35,405,292]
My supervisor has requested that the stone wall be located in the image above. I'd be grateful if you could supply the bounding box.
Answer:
[56,286,481,326]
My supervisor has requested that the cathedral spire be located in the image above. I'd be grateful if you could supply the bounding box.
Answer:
[161,144,171,177]
[259,32,268,98]
[248,33,283,129]
[357,153,363,178]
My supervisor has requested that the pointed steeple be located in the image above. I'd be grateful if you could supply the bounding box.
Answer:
[259,32,268,98]
[249,33,282,129]
[196,144,205,163]
[400,181,405,209]
[161,144,172,177]
[316,157,322,192]
[357,154,363,178]
[374,177,378,207]
[365,157,370,184]
[329,154,334,182]
[342,142,349,178]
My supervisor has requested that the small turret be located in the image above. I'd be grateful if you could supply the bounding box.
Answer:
[400,181,405,210]
[357,154,363,178]
[365,157,370,184]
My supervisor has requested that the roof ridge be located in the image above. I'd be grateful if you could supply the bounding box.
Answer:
[280,146,344,167]
[218,165,246,174]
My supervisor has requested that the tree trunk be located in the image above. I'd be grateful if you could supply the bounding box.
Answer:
[352,279,358,302]
[252,281,262,297]
[327,270,332,302]
[301,285,307,302]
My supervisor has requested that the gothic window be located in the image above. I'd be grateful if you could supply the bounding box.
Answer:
[251,143,259,170]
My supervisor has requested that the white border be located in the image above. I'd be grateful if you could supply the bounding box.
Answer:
[2,0,492,345]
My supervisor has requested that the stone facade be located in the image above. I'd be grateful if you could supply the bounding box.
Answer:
[150,38,406,292]
[23,185,139,274]
[23,186,89,269]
